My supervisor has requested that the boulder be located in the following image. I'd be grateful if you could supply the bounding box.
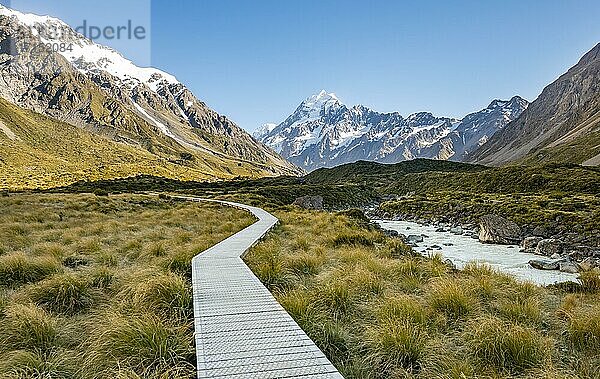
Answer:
[450,227,464,235]
[407,235,424,244]
[529,259,560,270]
[559,261,579,274]
[521,236,543,253]
[532,225,550,238]
[535,239,563,257]
[478,215,521,245]
[292,195,324,210]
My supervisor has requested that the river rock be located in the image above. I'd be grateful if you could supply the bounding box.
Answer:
[559,261,579,274]
[529,259,560,270]
[292,195,324,210]
[479,215,521,245]
[535,239,563,257]
[521,236,543,253]
[450,227,463,235]
[407,235,424,243]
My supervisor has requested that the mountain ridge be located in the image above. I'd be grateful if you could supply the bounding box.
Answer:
[469,42,600,166]
[0,5,302,182]
[257,90,527,171]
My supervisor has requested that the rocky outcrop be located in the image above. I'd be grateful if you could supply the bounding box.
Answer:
[292,195,324,210]
[478,215,521,245]
[535,239,563,257]
[521,236,543,253]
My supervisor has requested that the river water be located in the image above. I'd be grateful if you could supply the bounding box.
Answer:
[376,220,578,286]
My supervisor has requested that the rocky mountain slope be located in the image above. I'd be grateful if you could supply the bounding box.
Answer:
[0,5,300,184]
[470,42,600,166]
[257,90,527,171]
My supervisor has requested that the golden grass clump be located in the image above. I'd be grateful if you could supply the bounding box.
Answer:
[466,316,551,373]
[84,312,195,377]
[427,278,475,320]
[0,304,61,353]
[25,273,96,315]
[0,253,61,287]
[117,270,192,320]
[565,305,600,350]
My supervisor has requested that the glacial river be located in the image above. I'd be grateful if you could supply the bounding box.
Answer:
[376,220,578,286]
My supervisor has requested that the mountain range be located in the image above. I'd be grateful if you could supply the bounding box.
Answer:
[0,5,300,190]
[255,91,528,171]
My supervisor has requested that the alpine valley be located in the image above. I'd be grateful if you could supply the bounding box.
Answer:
[0,5,300,190]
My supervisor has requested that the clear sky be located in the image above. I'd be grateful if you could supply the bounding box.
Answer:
[5,0,600,132]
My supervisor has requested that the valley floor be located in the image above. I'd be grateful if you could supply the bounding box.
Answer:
[0,193,254,379]
[244,208,600,379]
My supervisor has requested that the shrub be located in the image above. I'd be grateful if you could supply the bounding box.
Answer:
[467,316,550,373]
[0,304,60,353]
[0,253,61,287]
[364,320,427,373]
[85,312,194,377]
[428,278,474,320]
[27,274,95,315]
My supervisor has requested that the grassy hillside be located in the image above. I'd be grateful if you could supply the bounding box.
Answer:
[0,98,294,191]
[245,208,600,379]
[0,193,253,378]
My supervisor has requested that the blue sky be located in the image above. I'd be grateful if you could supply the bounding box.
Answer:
[4,1,600,132]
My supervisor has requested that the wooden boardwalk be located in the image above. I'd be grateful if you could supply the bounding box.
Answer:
[172,196,343,379]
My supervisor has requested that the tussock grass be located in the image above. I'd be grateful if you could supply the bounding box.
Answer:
[0,193,254,378]
[0,304,61,353]
[466,316,551,373]
[579,268,600,292]
[245,208,599,378]
[0,349,79,379]
[85,312,195,377]
[364,320,427,374]
[117,270,192,320]
[566,306,600,350]
[0,253,61,287]
[25,273,96,315]
[427,278,474,320]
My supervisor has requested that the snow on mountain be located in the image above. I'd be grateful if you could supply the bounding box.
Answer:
[253,123,278,139]
[0,5,179,93]
[0,4,300,175]
[257,91,528,171]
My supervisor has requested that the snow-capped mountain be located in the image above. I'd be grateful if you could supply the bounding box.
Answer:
[258,91,528,171]
[0,5,300,176]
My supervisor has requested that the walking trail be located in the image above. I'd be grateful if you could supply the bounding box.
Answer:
[170,196,344,379]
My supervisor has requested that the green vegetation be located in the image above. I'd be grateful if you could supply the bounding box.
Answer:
[245,208,600,378]
[0,98,290,191]
[380,191,600,233]
[0,193,254,378]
